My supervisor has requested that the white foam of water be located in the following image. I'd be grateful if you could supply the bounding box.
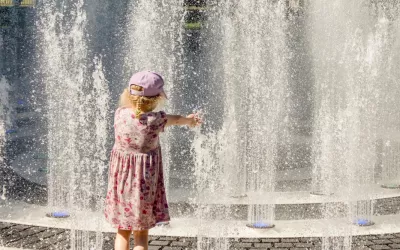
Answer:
[36,1,104,249]
[195,0,290,228]
[310,0,400,248]
[37,0,86,211]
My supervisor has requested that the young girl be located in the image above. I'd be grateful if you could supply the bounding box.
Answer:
[104,71,201,250]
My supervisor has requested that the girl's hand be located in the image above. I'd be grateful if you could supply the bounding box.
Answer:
[165,113,203,127]
[186,113,202,128]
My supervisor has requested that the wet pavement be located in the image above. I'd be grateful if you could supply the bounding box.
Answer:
[2,221,400,249]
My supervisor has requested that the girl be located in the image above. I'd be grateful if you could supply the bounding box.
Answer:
[104,71,201,250]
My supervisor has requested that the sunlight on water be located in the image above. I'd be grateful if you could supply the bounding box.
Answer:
[196,0,289,230]
[37,0,108,248]
[310,0,400,248]
[0,0,398,249]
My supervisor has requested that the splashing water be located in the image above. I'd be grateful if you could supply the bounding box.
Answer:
[21,0,400,248]
[310,0,400,248]
[0,76,11,167]
[197,0,290,229]
[1,185,6,201]
[37,0,109,249]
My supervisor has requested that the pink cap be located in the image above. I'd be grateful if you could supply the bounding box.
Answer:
[129,71,167,98]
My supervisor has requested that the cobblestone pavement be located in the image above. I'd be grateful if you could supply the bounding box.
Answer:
[2,222,400,249]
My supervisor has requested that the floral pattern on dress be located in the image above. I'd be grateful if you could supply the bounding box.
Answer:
[104,108,169,230]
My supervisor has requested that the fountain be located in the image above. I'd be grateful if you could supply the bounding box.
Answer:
[0,0,400,250]
[310,0,400,248]
[37,0,110,248]
[197,0,290,229]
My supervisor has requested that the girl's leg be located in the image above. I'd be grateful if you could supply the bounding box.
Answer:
[115,229,132,250]
[133,230,149,250]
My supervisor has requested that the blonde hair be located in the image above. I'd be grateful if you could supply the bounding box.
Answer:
[119,85,161,118]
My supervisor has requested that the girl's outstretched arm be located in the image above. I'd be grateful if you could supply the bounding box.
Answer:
[166,114,201,128]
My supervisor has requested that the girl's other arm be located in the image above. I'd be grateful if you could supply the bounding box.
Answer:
[166,114,201,128]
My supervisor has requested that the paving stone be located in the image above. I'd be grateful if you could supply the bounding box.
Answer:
[275,243,294,248]
[5,239,24,249]
[354,241,375,246]
[9,224,33,231]
[1,224,31,238]
[163,247,183,250]
[20,228,65,247]
[6,226,49,245]
[373,240,394,245]
[19,233,48,247]
[158,236,179,241]
[159,236,179,241]
[19,226,47,238]
[179,237,197,242]
[233,242,252,248]
[29,231,70,249]
[262,238,280,243]
[7,222,400,250]
[355,236,379,241]
[240,238,261,243]
[294,243,314,248]
[149,235,160,240]
[103,232,114,238]
[148,246,162,250]
[370,245,391,250]
[149,240,170,246]
[378,235,396,239]
[102,240,114,250]
[282,238,300,243]
[0,222,14,230]
[47,239,71,250]
[300,237,321,243]
[352,246,371,250]
[103,236,113,243]
[270,248,289,250]
[171,241,190,247]
[254,242,273,248]
[43,228,67,239]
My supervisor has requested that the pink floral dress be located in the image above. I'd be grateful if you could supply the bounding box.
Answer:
[104,107,170,230]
